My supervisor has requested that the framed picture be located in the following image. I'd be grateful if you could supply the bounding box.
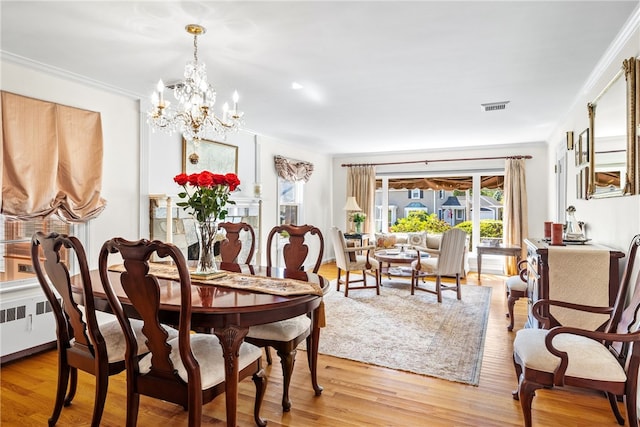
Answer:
[182,138,238,175]
[579,128,589,166]
[576,172,582,199]
[575,135,582,166]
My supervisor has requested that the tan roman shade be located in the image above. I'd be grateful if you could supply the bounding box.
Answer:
[1,91,106,221]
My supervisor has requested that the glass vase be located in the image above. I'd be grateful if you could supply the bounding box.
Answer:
[355,222,362,233]
[195,218,219,275]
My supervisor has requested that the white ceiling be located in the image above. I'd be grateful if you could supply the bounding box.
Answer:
[1,1,637,155]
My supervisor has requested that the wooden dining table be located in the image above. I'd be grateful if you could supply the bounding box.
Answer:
[74,261,329,427]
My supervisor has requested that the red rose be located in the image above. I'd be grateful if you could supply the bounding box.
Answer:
[174,173,189,186]
[187,173,199,186]
[224,173,240,191]
[211,173,225,186]
[197,171,214,187]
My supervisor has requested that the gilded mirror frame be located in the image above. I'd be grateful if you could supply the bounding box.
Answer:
[587,57,636,198]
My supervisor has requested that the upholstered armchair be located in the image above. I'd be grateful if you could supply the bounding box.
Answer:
[330,227,380,297]
[512,234,640,427]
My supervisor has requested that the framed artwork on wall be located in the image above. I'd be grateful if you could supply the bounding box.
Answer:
[579,128,589,166]
[575,135,582,166]
[182,138,238,175]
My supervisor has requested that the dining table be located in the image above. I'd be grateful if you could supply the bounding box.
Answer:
[73,261,329,427]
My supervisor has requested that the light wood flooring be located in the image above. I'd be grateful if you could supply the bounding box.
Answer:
[1,264,628,426]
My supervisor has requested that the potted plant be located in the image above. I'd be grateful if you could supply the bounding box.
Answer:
[351,212,366,233]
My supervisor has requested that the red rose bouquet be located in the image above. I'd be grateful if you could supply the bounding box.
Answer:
[173,171,240,222]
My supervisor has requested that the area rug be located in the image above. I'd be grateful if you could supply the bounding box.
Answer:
[306,279,492,386]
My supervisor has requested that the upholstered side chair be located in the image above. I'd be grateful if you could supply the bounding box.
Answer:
[245,223,324,411]
[410,228,467,302]
[330,226,380,297]
[99,237,266,427]
[506,259,529,331]
[218,221,256,264]
[31,232,161,427]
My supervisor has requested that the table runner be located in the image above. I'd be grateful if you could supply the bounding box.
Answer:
[108,263,324,297]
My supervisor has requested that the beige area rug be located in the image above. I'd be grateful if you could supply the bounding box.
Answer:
[306,279,491,386]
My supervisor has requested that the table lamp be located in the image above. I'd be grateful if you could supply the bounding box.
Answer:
[343,196,362,232]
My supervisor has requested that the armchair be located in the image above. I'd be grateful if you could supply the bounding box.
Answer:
[506,259,529,331]
[410,228,467,302]
[512,234,640,427]
[330,227,380,297]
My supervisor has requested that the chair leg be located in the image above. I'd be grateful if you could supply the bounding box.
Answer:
[90,370,109,427]
[518,378,542,427]
[625,381,638,427]
[265,346,272,365]
[336,268,342,291]
[410,271,416,295]
[344,271,350,297]
[507,294,517,332]
[606,392,625,425]
[49,359,71,426]
[64,367,77,406]
[125,391,140,427]
[456,274,461,300]
[252,369,268,427]
[375,269,380,295]
[305,331,323,396]
[276,348,297,412]
[436,276,442,303]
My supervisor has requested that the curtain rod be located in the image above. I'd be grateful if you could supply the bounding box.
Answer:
[341,155,532,167]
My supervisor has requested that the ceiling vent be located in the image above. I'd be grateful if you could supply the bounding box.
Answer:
[481,101,510,112]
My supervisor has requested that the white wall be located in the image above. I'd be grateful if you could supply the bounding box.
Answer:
[1,59,140,269]
[546,15,640,253]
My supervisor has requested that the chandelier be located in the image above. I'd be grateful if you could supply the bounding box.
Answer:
[148,24,243,141]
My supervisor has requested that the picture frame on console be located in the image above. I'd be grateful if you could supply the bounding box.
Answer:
[182,138,238,174]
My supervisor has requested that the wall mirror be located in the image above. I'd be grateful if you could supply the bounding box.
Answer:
[587,57,636,198]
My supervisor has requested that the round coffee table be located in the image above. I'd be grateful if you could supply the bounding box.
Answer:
[374,249,429,280]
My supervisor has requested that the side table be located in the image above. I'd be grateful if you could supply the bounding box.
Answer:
[477,244,521,279]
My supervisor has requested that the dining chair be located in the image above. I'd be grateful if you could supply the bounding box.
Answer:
[505,259,528,331]
[330,226,380,297]
[246,223,324,411]
[512,234,640,427]
[410,228,467,302]
[31,231,156,427]
[218,221,256,264]
[98,237,267,427]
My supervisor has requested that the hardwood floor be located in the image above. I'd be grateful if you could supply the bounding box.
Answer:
[1,263,627,426]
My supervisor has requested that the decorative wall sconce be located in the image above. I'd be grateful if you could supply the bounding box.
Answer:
[566,131,574,150]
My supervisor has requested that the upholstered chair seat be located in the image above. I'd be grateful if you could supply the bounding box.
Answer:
[505,259,529,331]
[138,334,263,389]
[78,308,178,363]
[506,275,528,293]
[514,328,626,382]
[410,257,437,273]
[247,315,311,341]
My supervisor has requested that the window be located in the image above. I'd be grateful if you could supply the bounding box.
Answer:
[409,189,423,199]
[278,178,303,225]
[0,215,85,287]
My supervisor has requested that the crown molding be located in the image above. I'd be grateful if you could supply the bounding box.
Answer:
[1,50,142,100]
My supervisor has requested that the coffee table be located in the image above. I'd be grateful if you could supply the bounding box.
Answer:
[375,249,429,280]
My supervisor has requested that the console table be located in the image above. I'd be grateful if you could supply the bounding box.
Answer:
[476,243,521,279]
[523,238,624,329]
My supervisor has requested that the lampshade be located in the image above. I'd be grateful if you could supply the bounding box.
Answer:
[343,196,361,211]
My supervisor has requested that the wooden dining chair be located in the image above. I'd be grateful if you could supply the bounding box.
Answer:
[98,237,267,427]
[218,221,256,264]
[512,234,640,427]
[31,232,155,427]
[505,259,529,331]
[246,224,325,411]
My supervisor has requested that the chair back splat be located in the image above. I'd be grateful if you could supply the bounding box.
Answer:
[99,237,266,427]
[266,224,324,272]
[218,221,256,264]
[512,234,640,427]
[31,232,125,427]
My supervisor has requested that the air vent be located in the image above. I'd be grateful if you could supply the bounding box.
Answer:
[481,101,510,112]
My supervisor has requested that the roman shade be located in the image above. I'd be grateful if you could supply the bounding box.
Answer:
[1,91,106,221]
